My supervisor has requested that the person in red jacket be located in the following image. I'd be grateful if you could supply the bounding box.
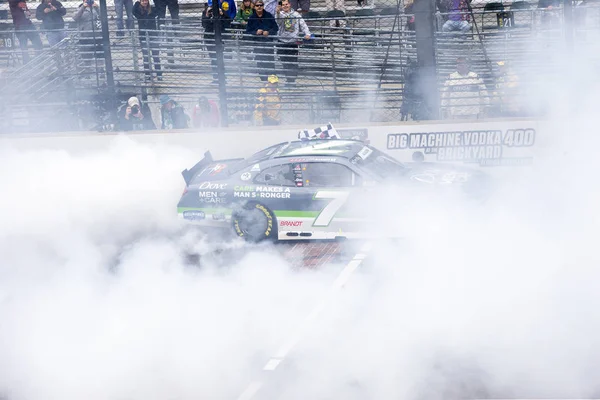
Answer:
[9,0,43,64]
[192,96,220,129]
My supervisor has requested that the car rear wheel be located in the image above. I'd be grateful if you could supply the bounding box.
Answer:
[232,202,277,242]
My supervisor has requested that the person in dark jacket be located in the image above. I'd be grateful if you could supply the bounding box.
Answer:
[160,94,189,129]
[245,1,278,82]
[202,2,231,83]
[153,0,179,26]
[133,0,162,80]
[9,0,43,64]
[118,96,156,131]
[36,0,67,46]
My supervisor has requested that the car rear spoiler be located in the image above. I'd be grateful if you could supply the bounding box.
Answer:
[181,151,213,186]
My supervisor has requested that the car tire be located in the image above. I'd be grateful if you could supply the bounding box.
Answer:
[232,202,277,242]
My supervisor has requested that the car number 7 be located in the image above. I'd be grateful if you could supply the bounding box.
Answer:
[313,190,350,227]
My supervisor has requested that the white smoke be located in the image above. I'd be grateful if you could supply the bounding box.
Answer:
[2,64,600,400]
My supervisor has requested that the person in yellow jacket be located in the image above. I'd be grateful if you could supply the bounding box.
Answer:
[441,57,489,119]
[254,74,282,126]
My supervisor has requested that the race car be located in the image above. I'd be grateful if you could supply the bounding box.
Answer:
[177,139,490,242]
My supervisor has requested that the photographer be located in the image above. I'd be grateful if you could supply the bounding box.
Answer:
[118,96,156,131]
[35,0,67,46]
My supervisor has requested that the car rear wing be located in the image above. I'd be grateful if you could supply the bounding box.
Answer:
[181,151,213,186]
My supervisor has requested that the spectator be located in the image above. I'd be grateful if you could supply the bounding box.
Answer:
[202,1,232,83]
[290,0,309,13]
[438,0,471,32]
[160,94,189,129]
[245,0,278,82]
[35,0,67,46]
[73,0,105,73]
[441,57,488,119]
[275,0,311,87]
[9,0,43,64]
[118,96,156,130]
[154,0,179,26]
[133,0,163,81]
[254,74,281,126]
[234,0,254,26]
[115,0,134,37]
[193,96,220,128]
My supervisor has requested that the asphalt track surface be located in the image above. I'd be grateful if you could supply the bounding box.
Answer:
[234,241,374,400]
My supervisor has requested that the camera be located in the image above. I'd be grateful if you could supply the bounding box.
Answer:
[278,1,282,4]
[131,105,139,114]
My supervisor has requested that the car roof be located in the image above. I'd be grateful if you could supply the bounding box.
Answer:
[274,139,366,159]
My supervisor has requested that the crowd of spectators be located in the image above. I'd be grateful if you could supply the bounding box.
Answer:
[5,0,559,130]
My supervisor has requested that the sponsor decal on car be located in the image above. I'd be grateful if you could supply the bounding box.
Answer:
[234,186,291,199]
[199,190,227,203]
[209,164,227,175]
[251,163,261,172]
[182,210,205,220]
[240,172,252,181]
[212,213,226,220]
[280,220,302,227]
[199,182,228,190]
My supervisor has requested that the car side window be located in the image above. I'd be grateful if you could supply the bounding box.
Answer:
[303,162,355,187]
[254,164,296,186]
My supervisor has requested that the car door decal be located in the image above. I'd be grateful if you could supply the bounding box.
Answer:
[312,190,350,227]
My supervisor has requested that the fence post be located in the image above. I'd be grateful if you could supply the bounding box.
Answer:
[99,0,117,128]
[413,0,440,120]
[212,0,229,127]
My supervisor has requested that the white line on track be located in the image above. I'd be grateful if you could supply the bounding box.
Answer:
[235,241,372,400]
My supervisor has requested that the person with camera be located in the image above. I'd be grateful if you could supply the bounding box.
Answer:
[133,0,162,81]
[35,0,67,46]
[275,0,311,87]
[245,0,278,82]
[118,96,156,131]
[202,1,232,83]
[73,0,104,75]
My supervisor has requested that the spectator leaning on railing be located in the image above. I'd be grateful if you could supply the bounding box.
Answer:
[275,0,311,87]
[133,0,163,81]
[35,0,67,46]
[9,0,43,64]
[245,1,278,82]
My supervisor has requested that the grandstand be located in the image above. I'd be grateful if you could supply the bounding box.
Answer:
[0,0,598,133]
